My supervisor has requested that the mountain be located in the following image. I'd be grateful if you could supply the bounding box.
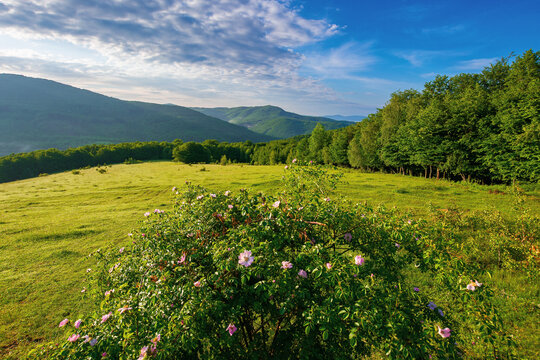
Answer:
[324,114,366,122]
[191,105,351,139]
[0,74,272,156]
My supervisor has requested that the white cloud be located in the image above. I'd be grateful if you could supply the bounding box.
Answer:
[454,57,498,71]
[302,42,376,78]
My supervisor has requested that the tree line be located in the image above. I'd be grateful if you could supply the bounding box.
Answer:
[0,50,537,184]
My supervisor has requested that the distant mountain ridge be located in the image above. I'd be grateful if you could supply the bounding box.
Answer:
[191,105,351,138]
[0,74,272,156]
[324,114,366,122]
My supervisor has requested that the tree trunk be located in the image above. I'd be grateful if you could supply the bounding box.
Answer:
[436,168,440,180]
[429,165,432,179]
[424,168,428,178]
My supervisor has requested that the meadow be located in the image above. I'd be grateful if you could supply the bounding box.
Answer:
[0,162,538,359]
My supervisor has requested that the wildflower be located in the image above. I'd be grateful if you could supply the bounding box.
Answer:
[82,335,90,343]
[172,187,177,192]
[86,268,91,273]
[273,200,281,208]
[309,160,313,164]
[414,287,420,292]
[224,190,231,196]
[119,247,124,253]
[128,233,133,237]
[281,261,293,269]
[284,165,288,169]
[74,319,82,328]
[100,312,112,324]
[344,233,352,242]
[438,309,444,317]
[102,353,107,358]
[228,204,234,209]
[298,269,307,278]
[395,243,400,248]
[238,250,254,267]
[194,281,201,287]
[354,255,365,266]
[104,289,114,297]
[196,195,204,200]
[226,323,237,336]
[178,253,186,264]
[89,338,98,346]
[324,197,330,202]
[68,334,80,342]
[118,305,132,314]
[438,326,451,338]
[292,158,297,163]
[151,334,161,345]
[326,263,332,270]
[144,212,150,217]
[59,319,69,327]
[427,302,437,310]
[210,193,216,198]
[81,287,86,293]
[467,280,482,291]
[407,220,412,224]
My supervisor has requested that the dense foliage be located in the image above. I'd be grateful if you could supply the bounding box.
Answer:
[33,165,516,359]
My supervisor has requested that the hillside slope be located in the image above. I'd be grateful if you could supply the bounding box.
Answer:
[0,74,272,156]
[192,105,351,138]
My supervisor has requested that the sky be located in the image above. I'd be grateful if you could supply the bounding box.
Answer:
[0,0,538,116]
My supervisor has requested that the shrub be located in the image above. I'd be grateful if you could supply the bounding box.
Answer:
[35,164,514,359]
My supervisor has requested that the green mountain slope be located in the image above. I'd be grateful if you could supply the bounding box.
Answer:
[0,74,272,156]
[191,105,351,138]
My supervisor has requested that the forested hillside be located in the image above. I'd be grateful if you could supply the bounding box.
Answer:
[0,75,271,156]
[191,105,351,138]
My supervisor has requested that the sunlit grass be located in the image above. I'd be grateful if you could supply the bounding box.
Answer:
[0,162,538,358]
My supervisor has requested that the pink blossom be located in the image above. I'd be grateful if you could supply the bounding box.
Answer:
[355,255,365,266]
[172,187,177,192]
[151,334,161,345]
[210,193,216,198]
[119,247,124,253]
[100,312,112,324]
[395,243,400,248]
[284,165,289,169]
[281,261,293,269]
[178,253,186,264]
[118,305,132,314]
[326,263,332,270]
[59,318,69,327]
[226,323,237,336]
[128,233,133,237]
[228,204,234,209]
[89,338,98,346]
[74,319,82,328]
[224,190,231,196]
[238,250,254,267]
[292,158,297,163]
[82,335,90,343]
[414,287,420,292]
[298,270,307,278]
[144,212,150,217]
[104,289,114,297]
[273,200,281,208]
[344,233,352,242]
[309,160,313,164]
[196,195,204,200]
[324,197,330,202]
[68,334,80,342]
[102,353,107,358]
[194,281,201,287]
[81,287,86,293]
[438,326,451,338]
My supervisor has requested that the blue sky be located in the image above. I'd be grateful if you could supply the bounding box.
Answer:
[0,0,538,116]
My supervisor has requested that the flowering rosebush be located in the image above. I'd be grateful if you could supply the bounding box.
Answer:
[33,164,515,359]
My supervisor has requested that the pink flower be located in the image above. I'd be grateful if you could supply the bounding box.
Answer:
[354,255,365,266]
[298,269,307,278]
[224,190,231,196]
[292,158,297,163]
[172,186,177,192]
[273,200,281,208]
[104,289,114,297]
[68,334,80,342]
[178,253,186,264]
[284,165,289,169]
[395,243,400,248]
[194,281,201,287]
[151,334,161,345]
[118,305,132,314]
[413,287,420,292]
[324,197,330,202]
[144,212,150,217]
[89,338,98,346]
[59,318,69,327]
[281,261,293,269]
[238,250,254,267]
[344,233,352,242]
[309,160,313,164]
[226,323,237,336]
[119,247,124,253]
[228,204,234,209]
[100,312,112,324]
[74,319,82,329]
[326,263,332,270]
[102,352,107,358]
[81,287,86,293]
[196,195,204,200]
[210,193,216,198]
[128,233,133,237]
[438,326,451,338]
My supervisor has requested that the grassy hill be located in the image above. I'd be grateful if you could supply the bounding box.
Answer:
[191,105,351,138]
[1,162,538,358]
[0,74,272,156]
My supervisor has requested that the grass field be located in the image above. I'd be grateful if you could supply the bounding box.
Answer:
[1,162,538,359]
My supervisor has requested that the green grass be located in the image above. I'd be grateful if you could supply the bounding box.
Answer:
[0,162,538,359]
